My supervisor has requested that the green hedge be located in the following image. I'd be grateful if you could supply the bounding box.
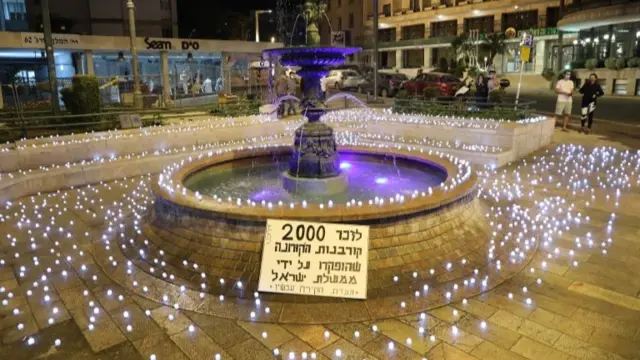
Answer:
[60,75,101,117]
[209,101,260,117]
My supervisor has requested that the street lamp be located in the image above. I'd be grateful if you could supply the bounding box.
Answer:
[255,9,272,42]
[126,0,142,108]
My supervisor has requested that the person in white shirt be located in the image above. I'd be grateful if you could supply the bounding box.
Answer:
[320,76,327,100]
[555,70,575,132]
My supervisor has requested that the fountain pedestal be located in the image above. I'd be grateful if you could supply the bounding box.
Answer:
[265,46,360,195]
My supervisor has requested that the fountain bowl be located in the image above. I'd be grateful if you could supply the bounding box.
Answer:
[263,46,361,68]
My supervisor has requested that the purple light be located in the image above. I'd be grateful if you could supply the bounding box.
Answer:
[339,162,352,170]
[375,177,388,184]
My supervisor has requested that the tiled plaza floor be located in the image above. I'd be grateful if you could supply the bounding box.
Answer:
[1,127,640,360]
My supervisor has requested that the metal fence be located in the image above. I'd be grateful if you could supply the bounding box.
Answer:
[0,99,263,143]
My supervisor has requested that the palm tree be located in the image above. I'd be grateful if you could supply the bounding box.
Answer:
[481,32,507,67]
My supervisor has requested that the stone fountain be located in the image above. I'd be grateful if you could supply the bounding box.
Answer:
[264,0,360,194]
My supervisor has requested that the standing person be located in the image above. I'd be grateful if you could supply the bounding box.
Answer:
[578,73,604,134]
[555,70,575,132]
[319,75,327,100]
[487,71,497,93]
[475,74,488,105]
[415,68,423,79]
[275,72,288,118]
[287,73,298,116]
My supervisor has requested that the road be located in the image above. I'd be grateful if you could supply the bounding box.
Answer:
[508,91,640,125]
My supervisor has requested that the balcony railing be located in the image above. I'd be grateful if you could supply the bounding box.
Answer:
[359,23,560,49]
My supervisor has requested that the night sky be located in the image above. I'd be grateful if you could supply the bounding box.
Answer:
[177,0,301,42]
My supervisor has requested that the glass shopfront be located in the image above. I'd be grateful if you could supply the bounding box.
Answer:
[576,22,640,59]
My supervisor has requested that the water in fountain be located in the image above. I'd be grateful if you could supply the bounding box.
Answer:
[324,92,371,110]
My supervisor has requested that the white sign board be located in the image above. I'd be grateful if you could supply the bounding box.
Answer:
[331,31,345,47]
[21,32,81,48]
[520,33,534,48]
[258,219,369,299]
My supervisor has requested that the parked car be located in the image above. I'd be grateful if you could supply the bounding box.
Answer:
[324,70,365,90]
[401,72,461,97]
[357,72,409,97]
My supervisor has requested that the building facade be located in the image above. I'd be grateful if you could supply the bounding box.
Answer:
[559,0,640,96]
[326,0,579,88]
[0,0,178,37]
[0,31,280,107]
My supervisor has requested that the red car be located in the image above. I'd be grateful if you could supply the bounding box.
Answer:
[401,72,461,97]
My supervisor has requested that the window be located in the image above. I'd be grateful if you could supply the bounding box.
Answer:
[4,0,26,21]
[378,28,396,42]
[401,24,425,40]
[546,7,560,27]
[383,4,391,17]
[402,49,424,68]
[160,0,171,11]
[430,20,457,38]
[337,17,342,30]
[501,10,538,32]
[464,15,494,34]
[348,13,354,28]
[410,0,420,12]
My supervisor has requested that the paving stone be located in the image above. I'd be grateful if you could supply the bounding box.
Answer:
[488,309,523,332]
[374,319,439,354]
[455,314,522,350]
[197,317,252,349]
[278,337,331,360]
[516,319,562,346]
[471,340,528,360]
[80,315,127,353]
[361,334,424,360]
[453,299,499,319]
[586,328,640,360]
[237,321,294,348]
[110,303,163,342]
[527,308,593,342]
[150,305,191,335]
[226,338,274,360]
[431,321,484,353]
[570,308,638,340]
[510,337,571,360]
[170,326,230,360]
[552,334,628,360]
[282,324,338,349]
[132,332,190,360]
[425,343,480,360]
[325,322,381,346]
[320,338,380,360]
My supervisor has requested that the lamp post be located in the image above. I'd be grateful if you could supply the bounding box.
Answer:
[372,0,379,101]
[42,0,60,115]
[255,9,272,42]
[126,0,142,108]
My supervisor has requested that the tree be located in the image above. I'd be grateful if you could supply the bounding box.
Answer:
[480,32,507,67]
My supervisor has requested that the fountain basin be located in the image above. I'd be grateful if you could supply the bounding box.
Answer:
[154,145,471,222]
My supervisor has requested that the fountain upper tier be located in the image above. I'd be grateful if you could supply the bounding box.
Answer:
[263,46,361,68]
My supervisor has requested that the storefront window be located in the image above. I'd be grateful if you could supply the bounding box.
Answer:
[402,49,424,68]
[502,43,534,73]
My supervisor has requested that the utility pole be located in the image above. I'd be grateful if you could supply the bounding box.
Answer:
[557,0,565,73]
[42,0,60,115]
[127,0,142,108]
[372,0,379,101]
